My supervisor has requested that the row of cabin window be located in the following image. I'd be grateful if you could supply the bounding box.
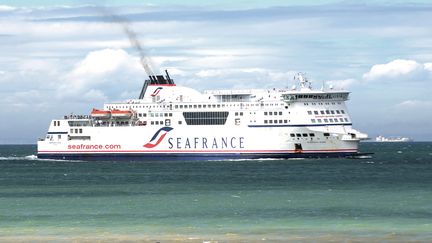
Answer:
[304,102,341,106]
[264,111,283,116]
[109,102,286,111]
[297,94,347,99]
[150,120,170,126]
[290,133,330,137]
[311,118,349,123]
[53,121,61,126]
[264,119,288,124]
[307,110,345,115]
[138,113,173,118]
[70,128,83,134]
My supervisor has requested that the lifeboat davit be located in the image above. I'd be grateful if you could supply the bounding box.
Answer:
[91,108,111,119]
[111,109,133,119]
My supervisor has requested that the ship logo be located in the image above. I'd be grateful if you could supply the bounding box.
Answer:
[143,126,173,148]
[150,87,163,97]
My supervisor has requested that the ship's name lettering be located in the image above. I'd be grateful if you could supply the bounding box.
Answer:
[167,137,245,149]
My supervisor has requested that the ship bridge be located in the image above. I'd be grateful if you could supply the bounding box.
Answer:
[282,91,350,102]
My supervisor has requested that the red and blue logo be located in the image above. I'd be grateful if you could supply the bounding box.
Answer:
[150,87,163,97]
[143,126,173,148]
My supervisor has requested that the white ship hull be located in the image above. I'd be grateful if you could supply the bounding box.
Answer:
[38,124,361,160]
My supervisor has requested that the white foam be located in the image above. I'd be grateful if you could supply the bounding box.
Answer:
[0,155,83,162]
[0,156,35,161]
[25,155,38,160]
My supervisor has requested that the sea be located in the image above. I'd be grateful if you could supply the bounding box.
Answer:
[0,142,431,243]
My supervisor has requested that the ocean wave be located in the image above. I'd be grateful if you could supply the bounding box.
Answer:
[0,155,37,161]
[0,155,82,162]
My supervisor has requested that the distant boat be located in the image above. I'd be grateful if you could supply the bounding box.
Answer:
[375,135,413,142]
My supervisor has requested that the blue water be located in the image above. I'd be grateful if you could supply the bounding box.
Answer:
[0,143,431,242]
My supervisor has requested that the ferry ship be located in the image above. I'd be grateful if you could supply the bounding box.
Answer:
[37,71,368,160]
[375,135,413,142]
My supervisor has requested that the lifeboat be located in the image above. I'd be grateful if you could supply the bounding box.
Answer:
[90,108,111,119]
[111,109,133,119]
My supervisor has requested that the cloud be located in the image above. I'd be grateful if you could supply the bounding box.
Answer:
[363,59,432,81]
[396,100,432,109]
[69,48,134,77]
[187,68,297,90]
[424,63,432,72]
[60,48,145,97]
[0,5,15,12]
[326,78,357,89]
[362,59,426,80]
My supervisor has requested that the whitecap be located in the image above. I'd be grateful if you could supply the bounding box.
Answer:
[0,155,83,162]
[25,155,38,160]
[0,155,37,161]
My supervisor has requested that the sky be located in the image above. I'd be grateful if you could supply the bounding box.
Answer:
[1,0,432,143]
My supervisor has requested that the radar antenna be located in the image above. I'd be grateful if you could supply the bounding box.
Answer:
[294,72,312,89]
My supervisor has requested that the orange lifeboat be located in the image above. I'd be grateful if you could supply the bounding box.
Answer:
[111,109,133,119]
[90,108,111,119]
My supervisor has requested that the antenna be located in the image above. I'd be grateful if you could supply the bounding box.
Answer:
[295,72,312,89]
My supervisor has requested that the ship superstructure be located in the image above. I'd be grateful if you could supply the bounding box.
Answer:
[37,72,368,160]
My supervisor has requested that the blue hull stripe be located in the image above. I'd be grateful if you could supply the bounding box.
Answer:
[37,152,358,161]
[47,131,68,134]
